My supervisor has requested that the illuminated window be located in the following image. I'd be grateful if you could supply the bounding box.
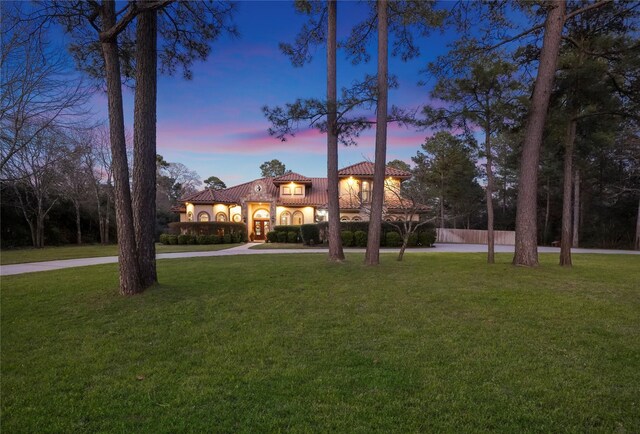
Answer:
[232,214,241,222]
[197,212,210,222]
[253,209,270,219]
[216,212,227,222]
[280,211,291,225]
[293,211,304,225]
[294,186,303,195]
[283,187,291,195]
[361,181,371,203]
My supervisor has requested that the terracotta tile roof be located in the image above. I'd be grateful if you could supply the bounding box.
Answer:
[181,177,276,204]
[170,204,186,213]
[277,178,327,206]
[338,161,411,178]
[273,172,312,184]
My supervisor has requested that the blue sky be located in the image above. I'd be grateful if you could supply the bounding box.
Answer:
[85,1,459,186]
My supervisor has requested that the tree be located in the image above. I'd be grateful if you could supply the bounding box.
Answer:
[512,0,567,267]
[204,176,226,190]
[60,139,93,245]
[0,3,91,172]
[45,0,237,294]
[383,175,435,261]
[425,53,523,263]
[412,132,482,230]
[387,159,411,172]
[2,127,67,248]
[260,159,287,178]
[364,0,389,266]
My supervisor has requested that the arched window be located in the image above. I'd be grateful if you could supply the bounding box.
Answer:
[253,209,270,219]
[385,216,395,222]
[280,211,291,225]
[292,211,304,225]
[198,211,210,222]
[340,216,350,222]
[232,214,241,222]
[216,212,227,222]
[187,211,193,222]
[352,216,362,222]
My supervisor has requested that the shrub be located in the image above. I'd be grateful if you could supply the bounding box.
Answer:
[273,225,301,233]
[210,235,221,244]
[353,230,367,247]
[407,233,418,247]
[277,231,287,243]
[341,231,354,247]
[287,231,299,243]
[178,234,194,245]
[167,222,247,242]
[223,234,232,244]
[300,224,320,245]
[166,234,178,245]
[386,231,402,247]
[196,234,210,245]
[266,231,278,243]
[418,230,436,247]
[159,234,170,245]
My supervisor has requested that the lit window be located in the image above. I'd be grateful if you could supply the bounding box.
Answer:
[293,211,304,225]
[216,212,227,222]
[198,212,210,222]
[280,211,291,225]
[361,181,371,203]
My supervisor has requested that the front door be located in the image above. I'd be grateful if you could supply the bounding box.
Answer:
[253,219,270,240]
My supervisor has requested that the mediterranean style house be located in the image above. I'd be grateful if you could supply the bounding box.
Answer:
[174,161,421,241]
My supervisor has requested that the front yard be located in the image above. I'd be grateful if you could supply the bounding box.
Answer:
[0,243,241,265]
[1,253,639,432]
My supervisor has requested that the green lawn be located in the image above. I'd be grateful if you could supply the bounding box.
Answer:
[250,242,326,249]
[2,253,639,432]
[0,243,241,265]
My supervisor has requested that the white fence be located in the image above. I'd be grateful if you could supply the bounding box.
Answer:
[436,228,515,245]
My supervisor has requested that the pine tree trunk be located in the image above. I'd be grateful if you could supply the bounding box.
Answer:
[75,200,82,245]
[543,177,550,245]
[634,196,639,250]
[105,188,111,244]
[133,6,158,288]
[100,0,143,295]
[365,0,388,266]
[513,0,565,267]
[572,168,580,248]
[560,116,576,267]
[326,0,344,262]
[485,125,495,264]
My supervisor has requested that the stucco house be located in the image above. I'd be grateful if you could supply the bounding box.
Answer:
[174,161,422,241]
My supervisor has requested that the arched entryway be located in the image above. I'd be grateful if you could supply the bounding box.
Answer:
[253,208,270,241]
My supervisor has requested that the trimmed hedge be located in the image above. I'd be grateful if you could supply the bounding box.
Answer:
[341,231,354,247]
[353,230,367,247]
[276,231,287,243]
[159,230,239,245]
[318,221,435,247]
[386,231,402,247]
[300,224,320,245]
[167,222,247,242]
[273,225,301,233]
[287,231,298,243]
[266,231,278,243]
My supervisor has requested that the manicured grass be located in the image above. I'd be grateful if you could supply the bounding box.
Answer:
[2,253,639,432]
[250,242,326,249]
[0,243,241,265]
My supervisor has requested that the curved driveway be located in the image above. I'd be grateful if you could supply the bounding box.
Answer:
[1,243,637,276]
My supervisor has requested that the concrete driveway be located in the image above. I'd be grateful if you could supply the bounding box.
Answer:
[1,243,637,276]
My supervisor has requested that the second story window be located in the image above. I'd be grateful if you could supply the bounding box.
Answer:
[361,181,371,203]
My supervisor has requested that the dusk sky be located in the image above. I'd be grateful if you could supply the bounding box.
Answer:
[84,1,460,186]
